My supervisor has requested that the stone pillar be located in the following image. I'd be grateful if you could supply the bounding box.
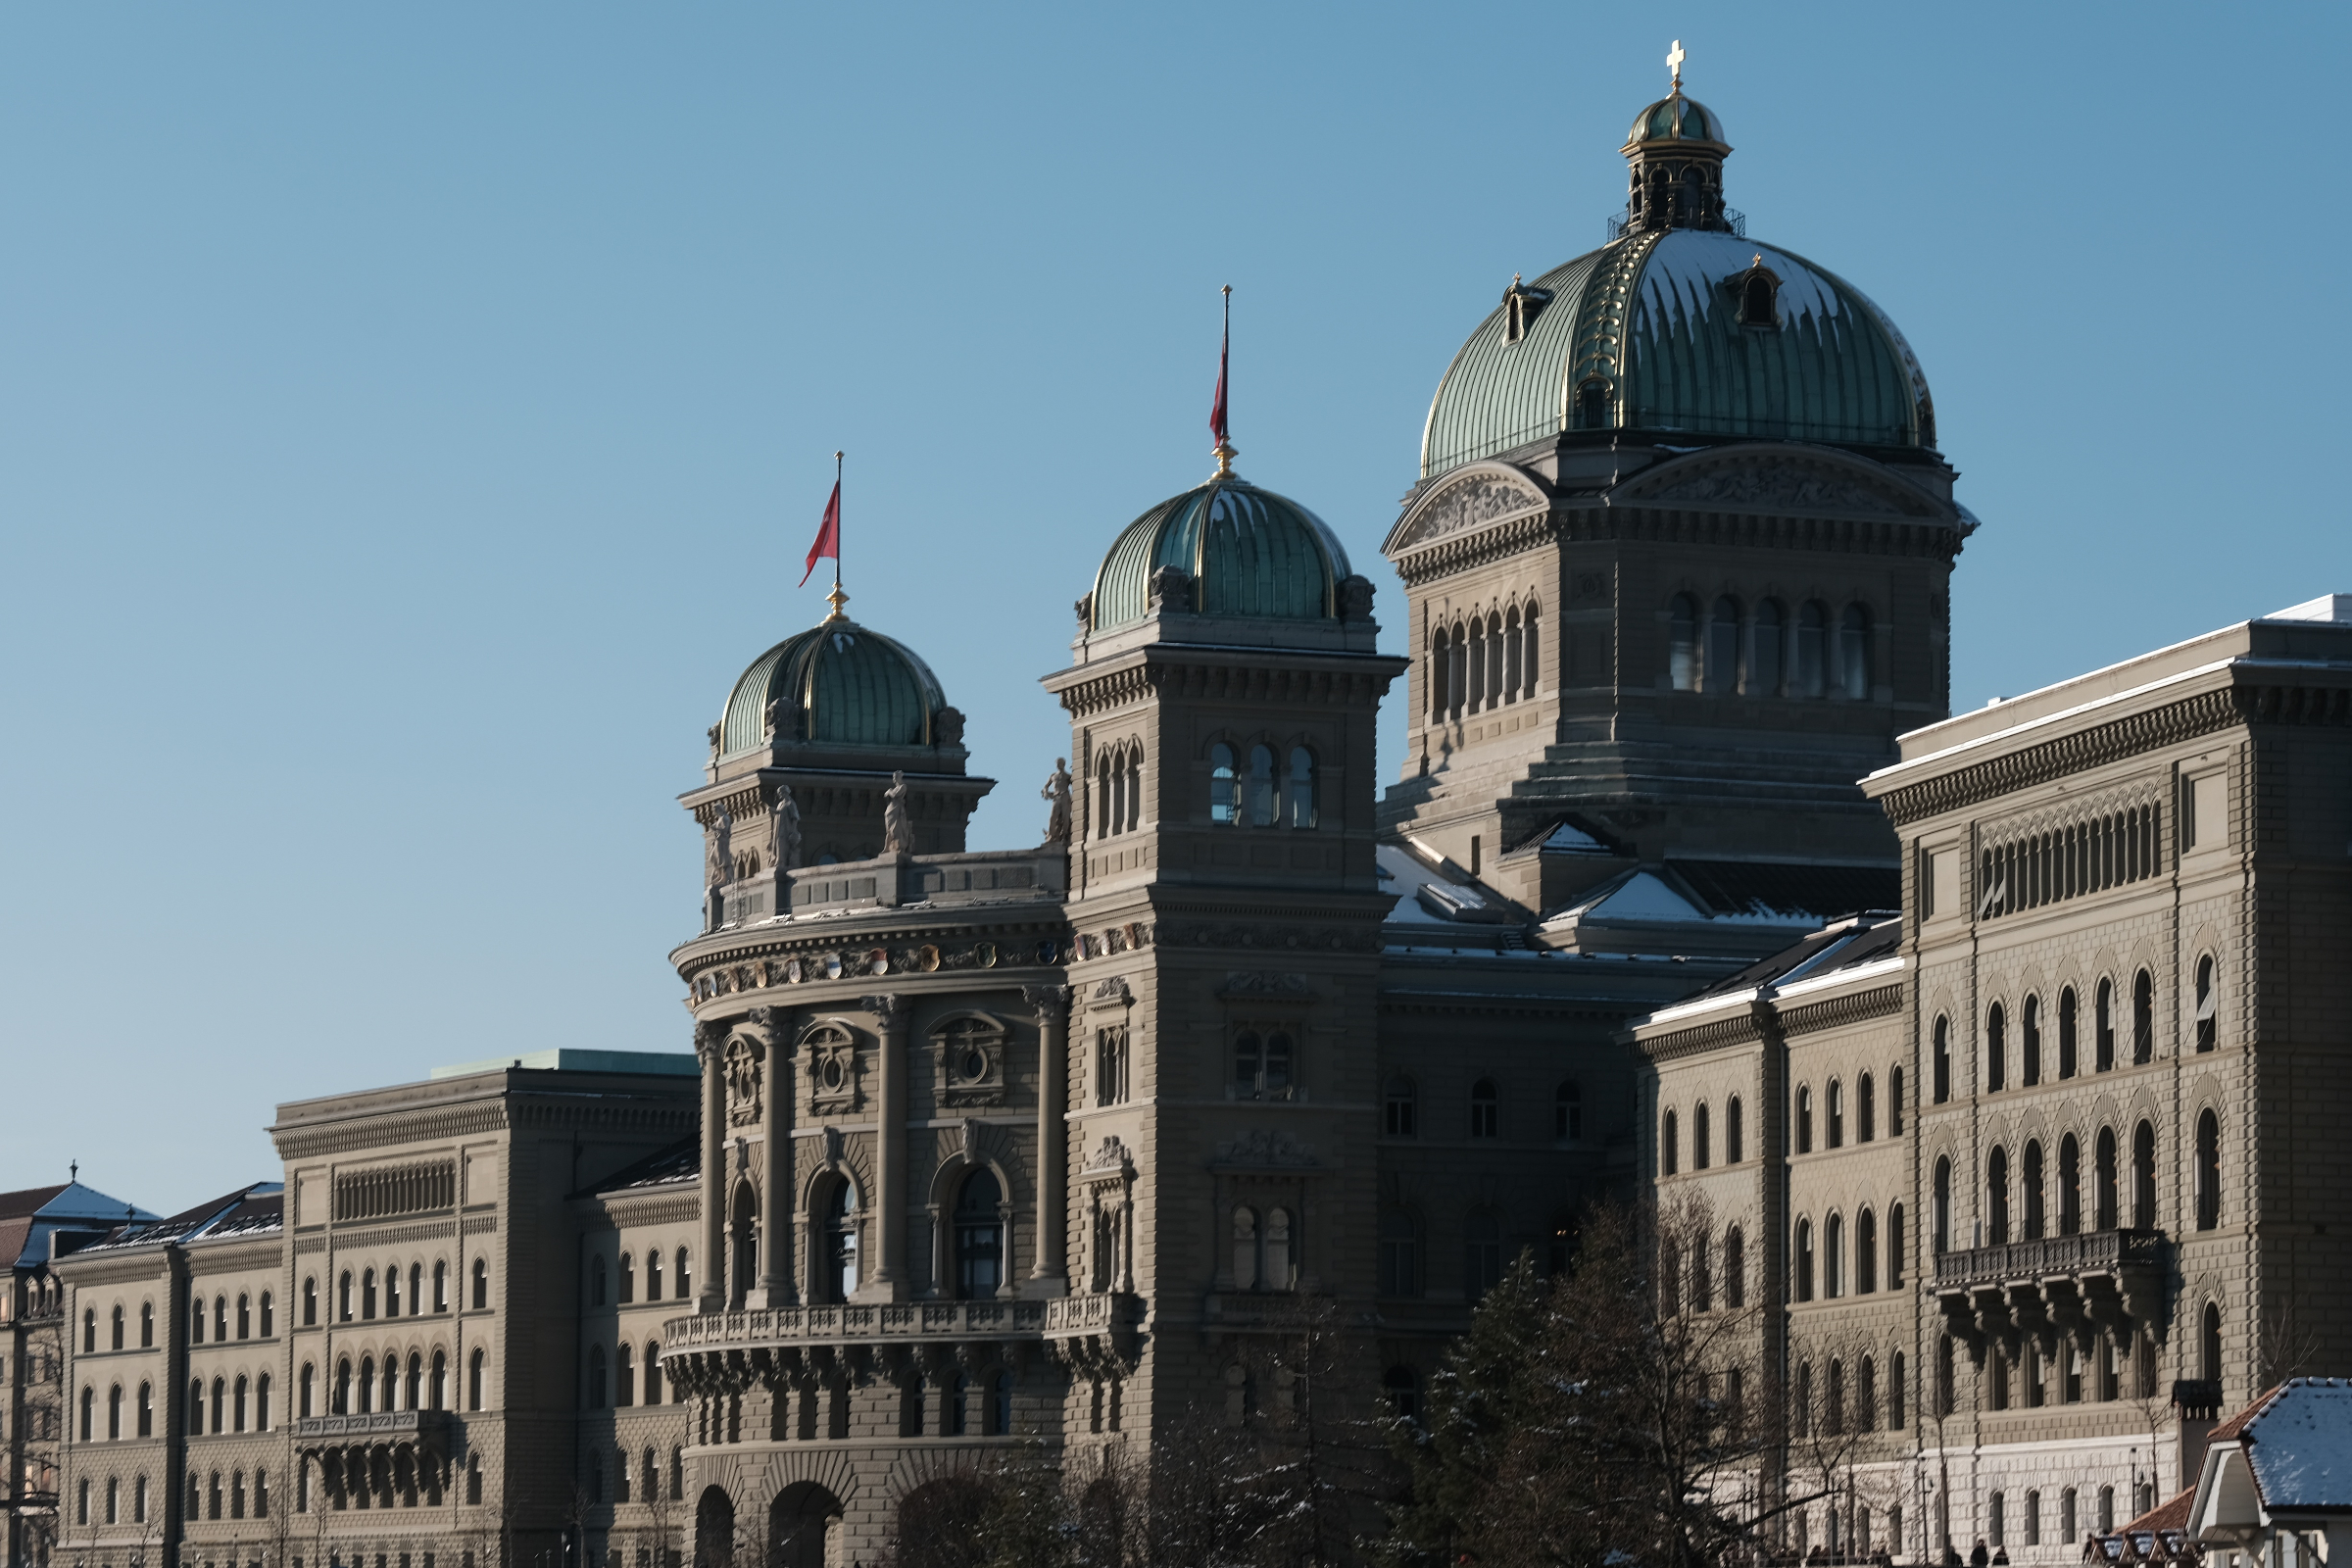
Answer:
[1026,984,1071,1289]
[862,994,908,1298]
[696,1022,726,1312]
[754,1006,792,1307]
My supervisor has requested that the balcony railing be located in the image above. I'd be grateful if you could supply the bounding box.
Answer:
[293,1410,453,1448]
[1934,1227,2165,1290]
[664,1298,1050,1349]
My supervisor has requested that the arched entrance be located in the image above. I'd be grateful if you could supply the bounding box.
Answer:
[694,1485,737,1568]
[768,1482,842,1568]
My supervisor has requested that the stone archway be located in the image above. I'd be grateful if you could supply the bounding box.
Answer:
[767,1482,843,1568]
[694,1484,737,1568]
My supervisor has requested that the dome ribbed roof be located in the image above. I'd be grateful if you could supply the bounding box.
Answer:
[718,617,947,756]
[1629,92,1726,145]
[1091,476,1351,631]
[1419,227,1933,477]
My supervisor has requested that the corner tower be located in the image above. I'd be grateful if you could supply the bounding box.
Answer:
[1043,455,1405,1451]
[1385,54,1973,926]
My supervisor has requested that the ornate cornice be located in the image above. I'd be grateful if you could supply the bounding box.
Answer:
[1054,657,1401,720]
[320,1218,457,1250]
[271,1102,509,1161]
[1777,981,1906,1037]
[594,1193,698,1230]
[1391,503,1964,589]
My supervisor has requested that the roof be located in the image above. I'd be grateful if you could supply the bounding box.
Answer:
[0,1181,160,1270]
[720,615,950,756]
[1690,910,1906,1000]
[2126,1489,2200,1537]
[1091,475,1351,631]
[432,1048,699,1081]
[72,1183,283,1257]
[581,1137,699,1200]
[1420,224,1932,477]
[2221,1379,2352,1513]
[1629,90,1727,146]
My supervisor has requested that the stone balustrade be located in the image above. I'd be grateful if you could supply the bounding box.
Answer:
[1933,1228,2166,1355]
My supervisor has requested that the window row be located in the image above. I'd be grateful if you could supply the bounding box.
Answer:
[1660,1225,1749,1313]
[309,1347,489,1415]
[1660,1093,1749,1173]
[583,1446,688,1507]
[1788,1349,1908,1438]
[1096,743,1143,839]
[588,1248,695,1307]
[1668,595,1872,700]
[1791,1068,1906,1154]
[1428,602,1541,723]
[1378,1208,1557,1301]
[317,1257,486,1325]
[87,1298,162,1352]
[309,1443,460,1510]
[73,1471,159,1527]
[1979,806,2163,919]
[1389,1077,1585,1141]
[1929,1119,2188,1251]
[1790,1204,1907,1300]
[1207,743,1317,828]
[583,1339,670,1408]
[1980,1325,2162,1414]
[1985,1483,2150,1551]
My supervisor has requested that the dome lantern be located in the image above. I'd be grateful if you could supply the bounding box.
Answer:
[1621,40,1738,237]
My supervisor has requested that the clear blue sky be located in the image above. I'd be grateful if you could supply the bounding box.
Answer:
[3,4,2343,1213]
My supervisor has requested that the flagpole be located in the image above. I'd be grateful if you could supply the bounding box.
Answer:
[826,450,848,622]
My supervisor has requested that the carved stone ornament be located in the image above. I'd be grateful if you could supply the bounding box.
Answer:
[822,1125,846,1166]
[1020,983,1071,1019]
[1084,1136,1132,1175]
[1220,970,1312,998]
[1627,453,1927,517]
[960,1118,984,1165]
[933,707,966,748]
[1092,976,1132,1004]
[724,1038,761,1127]
[1215,1128,1318,1167]
[1395,469,1547,550]
[1336,574,1375,620]
[1147,564,1194,614]
[860,994,905,1027]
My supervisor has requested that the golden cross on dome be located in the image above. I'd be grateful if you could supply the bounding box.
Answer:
[1667,39,1686,90]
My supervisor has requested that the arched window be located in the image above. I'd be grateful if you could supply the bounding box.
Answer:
[676,1247,692,1298]
[1660,1237,1683,1315]
[402,1353,418,1413]
[2196,956,2219,1052]
[1668,595,1699,691]
[1521,605,1540,698]
[330,1360,349,1416]
[260,1290,273,1337]
[108,1383,122,1441]
[1724,1226,1745,1308]
[1464,1212,1502,1302]
[2022,995,2042,1086]
[1793,1219,1815,1301]
[2095,978,2117,1071]
[138,1381,154,1438]
[233,1374,250,1432]
[617,1253,635,1304]
[1281,746,1318,829]
[1826,1357,1846,1436]
[190,1298,204,1343]
[471,1257,489,1310]
[1825,1213,1845,1298]
[1692,1101,1711,1169]
[2196,1110,2221,1230]
[384,1268,399,1317]
[1857,1073,1875,1143]
[2059,987,2080,1078]
[1707,596,1742,694]
[645,1342,663,1405]
[142,1299,156,1346]
[1933,1157,1952,1253]
[187,1378,205,1434]
[1245,745,1276,827]
[2132,969,2155,1064]
[467,1348,485,1411]
[2202,1303,2224,1384]
[1890,1065,1903,1132]
[647,1249,663,1300]
[2132,1122,2158,1228]
[1555,1081,1583,1141]
[730,1183,758,1308]
[362,1268,377,1320]
[1467,615,1488,714]
[356,1357,373,1415]
[1378,1209,1419,1298]
[1660,1107,1678,1174]
[987,1371,1013,1437]
[587,1346,608,1408]
[1838,604,1872,699]
[1209,743,1238,823]
[1752,599,1785,694]
[110,1303,123,1350]
[1726,1095,1742,1162]
[2024,1141,2046,1240]
[1796,601,1829,697]
[2059,1134,2082,1235]
[827,1175,865,1298]
[1795,1085,1813,1153]
[591,1254,608,1307]
[1384,1075,1417,1138]
[956,1168,1005,1298]
[1987,1147,2011,1244]
[1857,1207,1878,1294]
[1827,1079,1845,1148]
[1888,1202,1905,1288]
[1986,1003,2007,1092]
[1470,1078,1498,1139]
[1933,1015,1951,1102]
[430,1350,448,1411]
[2095,1127,2120,1230]
[1500,606,1524,702]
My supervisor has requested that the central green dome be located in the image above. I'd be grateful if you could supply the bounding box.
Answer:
[1090,475,1351,631]
[718,615,948,756]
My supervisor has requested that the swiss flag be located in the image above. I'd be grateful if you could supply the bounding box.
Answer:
[799,479,841,588]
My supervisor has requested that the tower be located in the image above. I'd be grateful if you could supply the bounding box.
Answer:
[1384,58,1973,933]
[1044,461,1404,1451]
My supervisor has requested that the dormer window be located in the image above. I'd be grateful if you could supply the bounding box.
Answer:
[1500,275,1552,345]
[1577,378,1612,430]
[1734,256,1781,327]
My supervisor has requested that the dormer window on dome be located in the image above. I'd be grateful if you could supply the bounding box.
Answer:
[1733,256,1782,328]
[1501,275,1552,346]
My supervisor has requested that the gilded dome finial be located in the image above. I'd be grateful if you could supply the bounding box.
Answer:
[1667,39,1685,92]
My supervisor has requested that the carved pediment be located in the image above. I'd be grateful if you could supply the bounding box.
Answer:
[1615,447,1943,520]
[1385,465,1549,554]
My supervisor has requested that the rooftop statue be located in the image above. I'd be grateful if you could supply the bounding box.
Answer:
[1042,759,1073,844]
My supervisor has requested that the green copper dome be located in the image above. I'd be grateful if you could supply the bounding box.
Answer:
[1090,475,1351,631]
[719,615,948,755]
[1629,92,1726,145]
[1420,227,1934,477]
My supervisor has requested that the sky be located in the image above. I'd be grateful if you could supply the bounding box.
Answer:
[2,3,2345,1214]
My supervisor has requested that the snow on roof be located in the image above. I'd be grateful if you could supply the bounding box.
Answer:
[2242,1378,2352,1512]
[1542,820,1610,853]
[2264,594,2352,623]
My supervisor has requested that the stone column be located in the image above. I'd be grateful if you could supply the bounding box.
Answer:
[753,1007,792,1307]
[1026,984,1072,1288]
[695,1022,726,1312]
[862,994,908,1298]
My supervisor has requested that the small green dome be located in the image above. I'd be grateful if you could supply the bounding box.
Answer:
[1091,475,1351,631]
[1629,92,1726,146]
[719,616,948,755]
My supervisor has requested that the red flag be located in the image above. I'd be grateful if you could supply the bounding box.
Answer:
[1209,301,1230,447]
[799,479,840,588]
